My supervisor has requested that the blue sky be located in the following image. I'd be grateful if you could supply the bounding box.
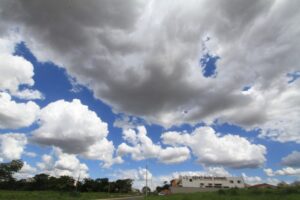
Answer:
[0,0,300,189]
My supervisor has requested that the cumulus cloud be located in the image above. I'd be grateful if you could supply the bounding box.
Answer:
[0,54,34,92]
[117,126,190,164]
[32,99,120,167]
[112,168,153,190]
[162,126,266,168]
[0,36,41,129]
[0,0,299,144]
[37,148,89,180]
[0,133,27,161]
[264,167,300,177]
[172,167,231,178]
[281,151,300,167]
[0,37,43,100]
[14,161,37,179]
[242,173,262,185]
[0,92,40,129]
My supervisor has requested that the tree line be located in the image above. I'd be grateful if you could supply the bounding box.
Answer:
[0,160,133,193]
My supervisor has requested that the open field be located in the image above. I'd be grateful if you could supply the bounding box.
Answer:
[147,188,300,200]
[0,190,139,200]
[1,188,300,200]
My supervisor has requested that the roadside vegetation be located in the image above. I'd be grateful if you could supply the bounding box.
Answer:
[1,160,300,200]
[0,160,139,199]
[147,187,300,200]
[0,190,134,200]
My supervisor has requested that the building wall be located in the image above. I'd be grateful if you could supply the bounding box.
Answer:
[180,176,245,189]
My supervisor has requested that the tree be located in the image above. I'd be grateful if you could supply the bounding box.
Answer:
[116,179,133,193]
[156,186,162,193]
[56,176,75,191]
[142,186,151,195]
[0,160,23,182]
[32,173,50,190]
[95,178,109,192]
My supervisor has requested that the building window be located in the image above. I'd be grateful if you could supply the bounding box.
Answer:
[230,180,234,183]
[189,179,193,182]
[237,180,241,184]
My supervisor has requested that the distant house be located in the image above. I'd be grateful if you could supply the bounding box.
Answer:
[249,183,276,189]
[158,189,171,195]
[170,176,245,193]
[178,175,245,189]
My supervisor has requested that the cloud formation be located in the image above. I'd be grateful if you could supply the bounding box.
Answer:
[0,37,43,100]
[282,151,300,168]
[14,161,37,180]
[0,133,27,161]
[265,167,300,177]
[117,126,190,164]
[162,127,266,168]
[37,148,89,180]
[0,0,299,143]
[32,99,121,167]
[0,92,40,129]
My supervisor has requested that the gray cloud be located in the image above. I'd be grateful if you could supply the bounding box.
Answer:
[282,151,300,168]
[1,0,300,142]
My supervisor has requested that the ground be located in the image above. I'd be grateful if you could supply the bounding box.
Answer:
[1,188,300,200]
[0,191,141,200]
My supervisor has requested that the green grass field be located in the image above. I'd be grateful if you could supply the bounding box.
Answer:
[1,188,300,200]
[0,190,136,200]
[147,188,300,200]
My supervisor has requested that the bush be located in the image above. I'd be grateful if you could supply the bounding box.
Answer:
[218,189,226,195]
[228,188,239,195]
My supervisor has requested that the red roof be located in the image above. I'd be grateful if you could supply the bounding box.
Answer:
[249,183,276,188]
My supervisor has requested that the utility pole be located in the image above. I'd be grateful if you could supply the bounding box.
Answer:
[76,170,81,193]
[145,164,148,198]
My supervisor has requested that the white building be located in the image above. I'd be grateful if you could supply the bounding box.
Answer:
[179,176,245,189]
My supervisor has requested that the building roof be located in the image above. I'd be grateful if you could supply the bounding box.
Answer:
[249,183,276,188]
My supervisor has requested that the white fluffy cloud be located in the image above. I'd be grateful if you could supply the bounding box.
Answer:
[242,173,262,185]
[37,148,89,180]
[32,99,120,167]
[112,168,153,190]
[263,152,300,179]
[0,37,43,100]
[0,36,41,130]
[14,161,37,179]
[282,151,300,167]
[172,167,231,178]
[117,126,190,164]
[0,0,299,143]
[0,92,40,129]
[83,139,123,168]
[162,126,266,168]
[242,173,280,186]
[264,167,300,177]
[0,133,27,161]
[0,54,34,92]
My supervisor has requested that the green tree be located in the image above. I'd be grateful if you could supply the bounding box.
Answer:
[0,160,23,182]
[56,175,75,191]
[32,173,50,190]
[116,179,133,193]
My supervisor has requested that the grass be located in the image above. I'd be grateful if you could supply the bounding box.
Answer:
[146,188,300,200]
[1,188,300,200]
[0,190,137,200]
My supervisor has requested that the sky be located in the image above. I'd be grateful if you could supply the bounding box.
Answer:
[0,0,300,190]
